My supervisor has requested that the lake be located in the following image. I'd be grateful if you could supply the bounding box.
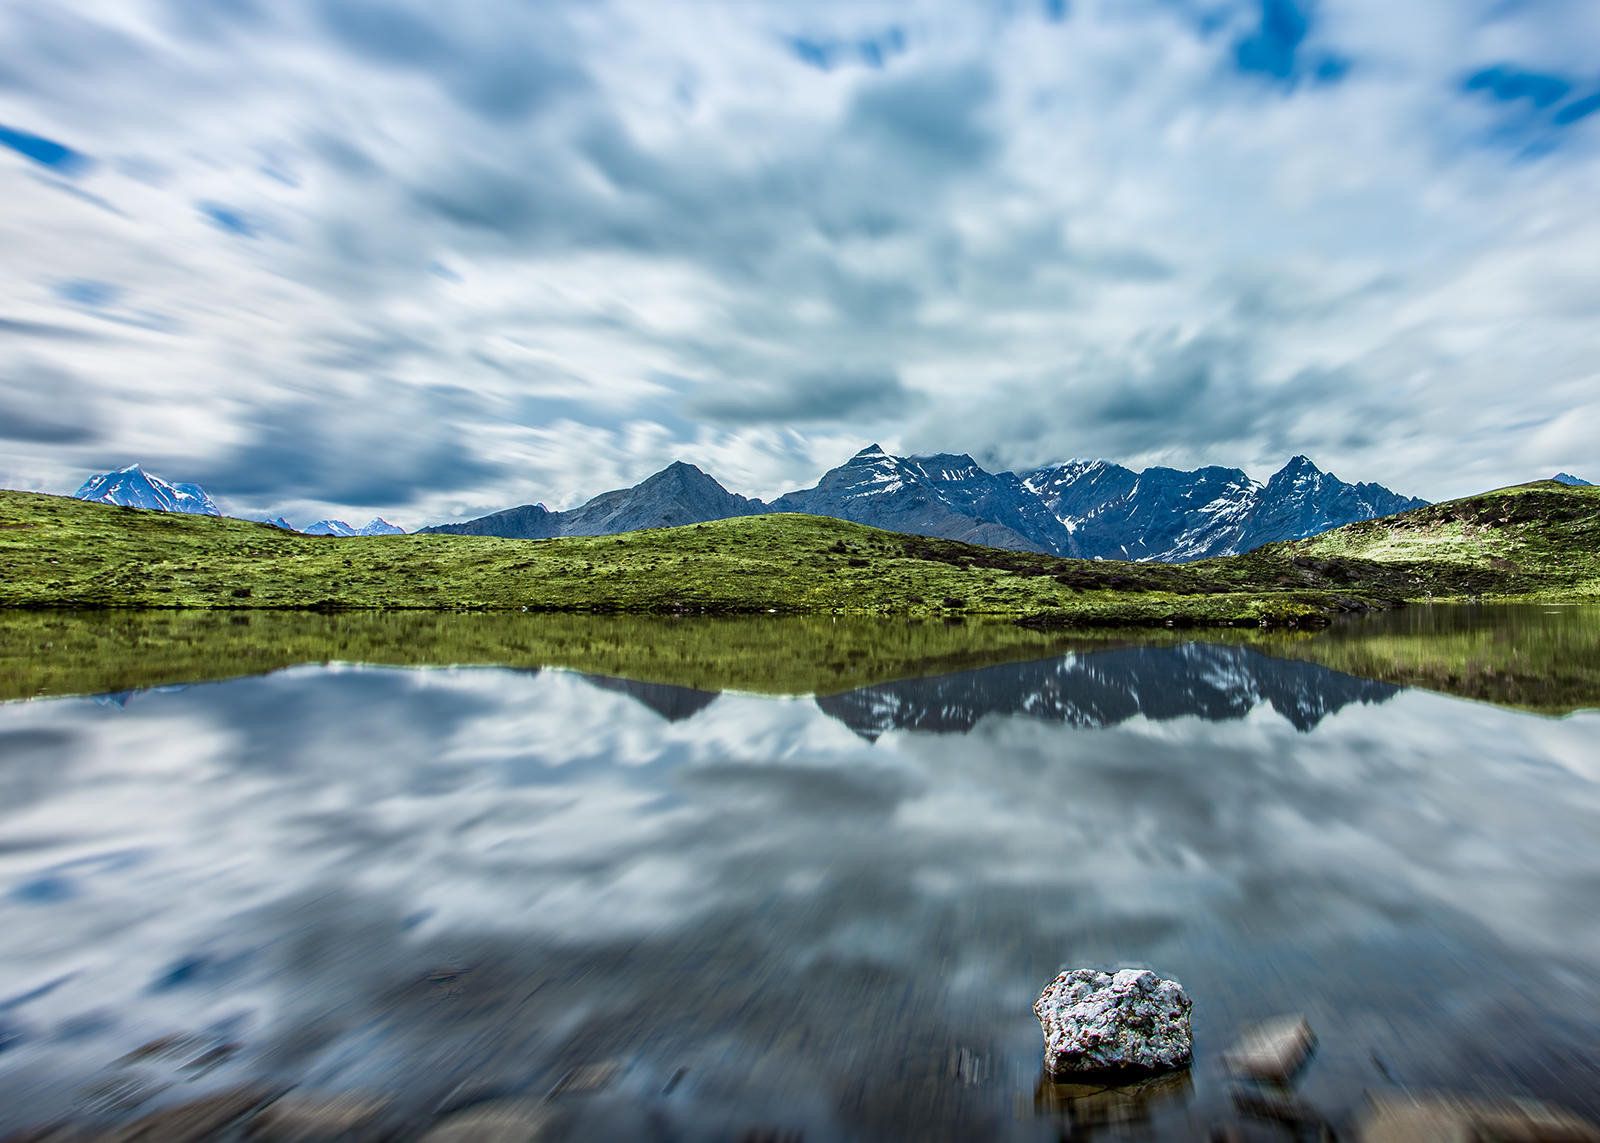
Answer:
[0,605,1597,1139]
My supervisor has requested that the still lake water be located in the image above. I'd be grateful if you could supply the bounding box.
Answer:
[0,606,1597,1138]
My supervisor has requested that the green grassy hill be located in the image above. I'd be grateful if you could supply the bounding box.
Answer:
[1268,479,1600,599]
[0,480,1594,626]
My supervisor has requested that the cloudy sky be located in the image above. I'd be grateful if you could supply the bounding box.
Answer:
[1,0,1598,526]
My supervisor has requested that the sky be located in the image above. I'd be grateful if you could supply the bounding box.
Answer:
[1,0,1598,527]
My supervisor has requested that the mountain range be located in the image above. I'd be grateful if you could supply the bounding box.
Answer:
[422,445,1430,562]
[303,518,406,537]
[75,454,1589,563]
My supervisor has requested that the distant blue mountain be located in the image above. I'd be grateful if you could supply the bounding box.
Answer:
[422,462,759,539]
[1553,472,1592,487]
[75,465,221,516]
[426,447,1428,562]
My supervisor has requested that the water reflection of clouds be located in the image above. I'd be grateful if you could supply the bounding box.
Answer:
[0,660,1596,1135]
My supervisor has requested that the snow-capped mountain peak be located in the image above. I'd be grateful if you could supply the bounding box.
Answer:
[304,519,359,537]
[74,465,222,516]
[357,518,405,536]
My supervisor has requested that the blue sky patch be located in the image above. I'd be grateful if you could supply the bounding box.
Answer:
[1553,90,1600,127]
[56,279,122,308]
[788,26,907,72]
[198,201,261,238]
[0,123,90,175]
[1232,0,1349,87]
[1464,65,1573,108]
[1461,64,1600,148]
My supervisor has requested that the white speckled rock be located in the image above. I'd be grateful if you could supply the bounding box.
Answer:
[1033,968,1193,1077]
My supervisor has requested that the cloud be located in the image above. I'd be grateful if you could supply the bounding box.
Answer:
[0,362,102,445]
[0,0,1597,516]
[691,369,920,426]
[192,381,506,509]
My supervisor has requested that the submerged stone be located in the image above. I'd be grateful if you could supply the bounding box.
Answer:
[1359,1092,1600,1143]
[421,1100,556,1142]
[1033,968,1193,1078]
[112,1086,280,1141]
[1223,1014,1316,1081]
[248,1092,392,1140]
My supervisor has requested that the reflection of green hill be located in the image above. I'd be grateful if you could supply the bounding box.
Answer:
[4,605,1598,717]
[0,610,1119,702]
[1260,605,1600,717]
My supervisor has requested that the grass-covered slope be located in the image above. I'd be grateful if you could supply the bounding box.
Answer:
[1223,479,1600,601]
[0,480,1594,624]
[0,489,1365,625]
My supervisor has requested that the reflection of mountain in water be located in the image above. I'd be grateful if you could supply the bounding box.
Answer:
[588,643,1402,739]
[817,644,1401,739]
[582,674,721,722]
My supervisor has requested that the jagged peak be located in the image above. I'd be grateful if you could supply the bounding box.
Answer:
[640,460,732,493]
[1553,472,1592,487]
[1268,455,1327,483]
[646,460,712,480]
[853,443,889,458]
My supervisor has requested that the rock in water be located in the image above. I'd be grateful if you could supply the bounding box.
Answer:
[1223,1014,1316,1081]
[1033,968,1193,1077]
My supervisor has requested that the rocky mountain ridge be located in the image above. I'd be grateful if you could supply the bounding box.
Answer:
[422,445,1428,562]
